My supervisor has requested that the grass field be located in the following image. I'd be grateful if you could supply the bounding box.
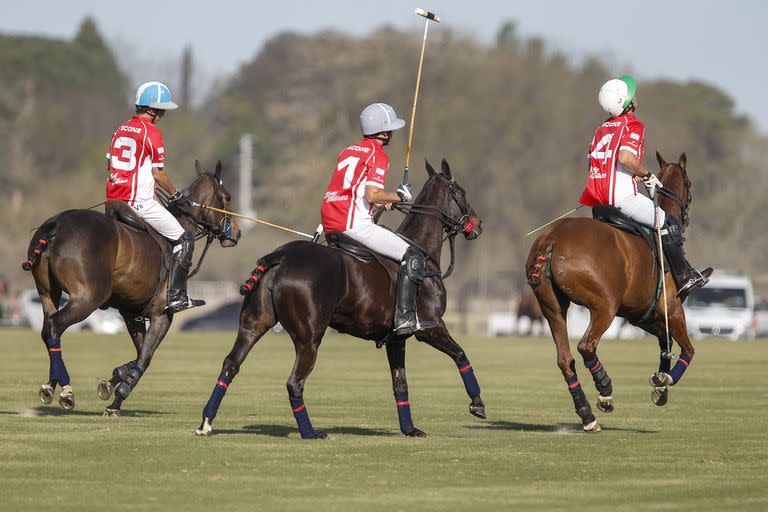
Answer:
[1,328,766,511]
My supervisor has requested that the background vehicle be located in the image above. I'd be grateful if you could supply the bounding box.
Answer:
[19,289,125,335]
[684,272,755,340]
[754,297,768,338]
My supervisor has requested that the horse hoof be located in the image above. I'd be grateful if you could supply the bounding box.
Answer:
[194,418,213,437]
[469,402,486,419]
[39,384,55,405]
[651,386,669,407]
[58,385,75,410]
[103,408,121,418]
[583,419,602,433]
[596,395,614,413]
[649,372,673,387]
[405,428,427,438]
[97,380,114,401]
[302,431,327,440]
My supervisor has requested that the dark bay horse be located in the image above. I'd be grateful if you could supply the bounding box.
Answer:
[195,159,484,438]
[525,152,696,432]
[24,161,240,416]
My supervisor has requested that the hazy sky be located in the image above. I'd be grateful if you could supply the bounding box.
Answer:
[2,0,766,132]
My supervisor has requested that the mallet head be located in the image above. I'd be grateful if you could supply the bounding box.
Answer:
[415,8,440,23]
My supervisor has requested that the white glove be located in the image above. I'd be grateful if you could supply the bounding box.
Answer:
[396,183,413,202]
[641,173,663,197]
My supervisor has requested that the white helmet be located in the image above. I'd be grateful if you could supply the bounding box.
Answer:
[360,103,406,135]
[598,75,636,117]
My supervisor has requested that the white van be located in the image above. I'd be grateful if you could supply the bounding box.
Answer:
[684,272,755,340]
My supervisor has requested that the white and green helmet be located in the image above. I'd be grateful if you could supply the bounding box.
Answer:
[598,75,637,117]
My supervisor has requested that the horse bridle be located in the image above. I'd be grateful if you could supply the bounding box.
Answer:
[392,173,479,279]
[658,165,692,226]
[175,173,237,278]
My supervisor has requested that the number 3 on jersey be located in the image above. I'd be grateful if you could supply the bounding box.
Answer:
[111,136,138,171]
[337,156,361,189]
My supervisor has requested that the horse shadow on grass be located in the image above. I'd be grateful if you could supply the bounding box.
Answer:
[0,407,168,418]
[466,420,659,434]
[214,423,399,438]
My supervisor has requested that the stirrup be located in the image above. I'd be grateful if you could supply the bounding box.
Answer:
[165,297,206,314]
[393,318,437,336]
[676,267,711,298]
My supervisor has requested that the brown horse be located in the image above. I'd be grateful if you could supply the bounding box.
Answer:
[24,161,240,416]
[195,159,485,438]
[525,152,696,431]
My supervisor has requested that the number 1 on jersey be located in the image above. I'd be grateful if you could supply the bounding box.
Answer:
[337,156,361,189]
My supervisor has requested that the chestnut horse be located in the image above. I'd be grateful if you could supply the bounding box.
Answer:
[24,161,240,416]
[195,160,485,438]
[526,152,696,431]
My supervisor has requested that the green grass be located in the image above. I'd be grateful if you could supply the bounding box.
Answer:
[1,329,766,511]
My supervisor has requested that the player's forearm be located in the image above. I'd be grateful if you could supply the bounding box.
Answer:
[365,187,401,204]
[618,150,650,177]
[152,168,178,195]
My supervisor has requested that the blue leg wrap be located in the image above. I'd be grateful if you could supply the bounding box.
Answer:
[203,374,232,420]
[669,354,692,384]
[584,357,612,396]
[289,396,316,439]
[394,392,415,434]
[456,358,481,397]
[46,338,70,386]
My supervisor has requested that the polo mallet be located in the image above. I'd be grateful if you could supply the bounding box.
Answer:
[192,203,314,239]
[524,205,584,237]
[653,191,673,358]
[403,7,441,185]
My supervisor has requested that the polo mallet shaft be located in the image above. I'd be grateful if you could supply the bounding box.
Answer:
[524,205,584,237]
[404,8,441,184]
[654,193,672,354]
[195,203,314,239]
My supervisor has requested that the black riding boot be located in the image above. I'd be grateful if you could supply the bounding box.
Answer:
[165,232,205,314]
[662,215,711,299]
[393,246,436,336]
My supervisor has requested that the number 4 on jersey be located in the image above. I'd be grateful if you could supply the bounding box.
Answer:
[590,133,613,163]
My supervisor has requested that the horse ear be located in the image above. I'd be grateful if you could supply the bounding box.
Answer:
[656,151,667,169]
[440,159,453,180]
[195,160,204,176]
[214,160,223,178]
[425,158,436,177]
[678,152,687,170]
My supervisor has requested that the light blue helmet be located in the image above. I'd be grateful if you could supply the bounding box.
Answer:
[135,81,178,110]
[360,103,405,135]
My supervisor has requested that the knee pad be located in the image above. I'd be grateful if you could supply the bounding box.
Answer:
[403,245,427,283]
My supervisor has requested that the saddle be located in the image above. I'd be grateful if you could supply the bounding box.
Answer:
[324,231,401,294]
[105,200,173,314]
[591,204,663,323]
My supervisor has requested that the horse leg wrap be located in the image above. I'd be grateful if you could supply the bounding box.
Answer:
[202,375,233,421]
[46,339,70,387]
[584,357,612,397]
[668,354,692,384]
[289,396,317,439]
[112,361,136,382]
[566,375,596,425]
[115,364,144,400]
[394,392,416,434]
[456,358,481,398]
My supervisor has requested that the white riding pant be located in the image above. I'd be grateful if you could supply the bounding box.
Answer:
[344,221,409,261]
[131,199,186,245]
[614,192,665,228]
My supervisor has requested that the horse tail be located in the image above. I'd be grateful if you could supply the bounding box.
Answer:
[239,252,284,296]
[526,243,553,287]
[22,219,57,271]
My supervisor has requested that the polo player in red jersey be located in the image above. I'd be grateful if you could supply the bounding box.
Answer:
[106,81,203,313]
[579,75,710,298]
